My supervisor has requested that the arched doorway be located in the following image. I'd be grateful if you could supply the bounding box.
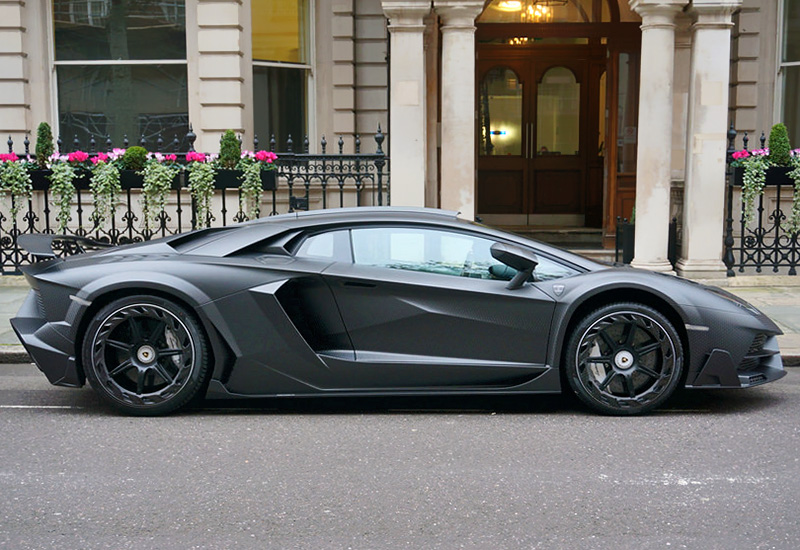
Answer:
[475,0,641,243]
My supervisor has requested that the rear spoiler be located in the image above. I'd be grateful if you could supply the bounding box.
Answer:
[17,234,113,260]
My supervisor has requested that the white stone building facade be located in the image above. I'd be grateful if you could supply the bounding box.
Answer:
[0,1,796,277]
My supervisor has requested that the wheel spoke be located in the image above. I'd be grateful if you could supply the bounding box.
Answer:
[598,371,616,391]
[157,348,184,357]
[586,355,612,364]
[636,364,662,380]
[636,341,661,356]
[598,329,617,353]
[622,321,636,346]
[106,339,129,351]
[108,358,134,377]
[136,368,146,394]
[622,373,636,398]
[148,320,166,343]
[128,317,143,342]
[152,362,174,383]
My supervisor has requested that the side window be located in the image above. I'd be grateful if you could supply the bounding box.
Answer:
[351,227,502,279]
[533,255,580,281]
[295,230,350,261]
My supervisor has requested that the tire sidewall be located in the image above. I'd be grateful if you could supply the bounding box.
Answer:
[81,295,208,416]
[565,302,683,415]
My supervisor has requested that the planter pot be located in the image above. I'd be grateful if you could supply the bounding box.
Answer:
[618,222,635,264]
[215,169,243,189]
[215,169,277,190]
[119,169,144,189]
[733,166,793,186]
[261,169,277,191]
[28,169,52,191]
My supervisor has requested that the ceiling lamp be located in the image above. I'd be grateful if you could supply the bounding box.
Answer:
[534,0,568,5]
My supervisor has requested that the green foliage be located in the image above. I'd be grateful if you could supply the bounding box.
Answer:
[141,161,180,232]
[120,146,148,171]
[768,123,791,166]
[783,157,800,235]
[187,162,216,228]
[0,161,33,221]
[35,122,54,169]
[48,163,76,233]
[239,163,263,220]
[218,130,241,169]
[740,154,770,224]
[89,161,121,229]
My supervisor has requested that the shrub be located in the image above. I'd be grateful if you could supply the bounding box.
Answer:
[218,130,241,169]
[35,122,54,168]
[769,123,791,166]
[120,146,148,171]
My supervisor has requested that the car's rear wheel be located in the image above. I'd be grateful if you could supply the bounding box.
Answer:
[565,302,683,415]
[82,295,209,416]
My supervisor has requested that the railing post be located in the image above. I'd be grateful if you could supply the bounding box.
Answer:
[723,124,736,276]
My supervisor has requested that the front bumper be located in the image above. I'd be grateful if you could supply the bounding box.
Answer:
[687,334,786,389]
[10,290,83,387]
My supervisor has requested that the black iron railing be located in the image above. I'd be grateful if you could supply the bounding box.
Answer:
[0,129,388,274]
[723,127,799,276]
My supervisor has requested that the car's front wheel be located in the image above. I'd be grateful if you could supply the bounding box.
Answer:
[81,295,209,416]
[565,302,683,415]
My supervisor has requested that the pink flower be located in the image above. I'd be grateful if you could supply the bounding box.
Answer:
[751,148,769,156]
[91,152,109,165]
[254,150,277,163]
[732,150,750,161]
[0,152,18,162]
[186,151,207,163]
[108,148,126,160]
[68,151,89,163]
[164,154,177,162]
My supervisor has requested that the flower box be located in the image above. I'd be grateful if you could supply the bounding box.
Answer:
[732,166,793,186]
[215,169,277,190]
[119,169,144,189]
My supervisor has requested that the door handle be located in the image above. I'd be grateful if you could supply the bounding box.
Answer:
[343,281,376,288]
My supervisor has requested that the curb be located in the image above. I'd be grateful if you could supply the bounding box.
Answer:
[1,348,798,366]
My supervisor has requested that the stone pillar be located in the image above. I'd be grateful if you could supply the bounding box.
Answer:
[0,1,28,139]
[434,1,484,219]
[190,0,250,153]
[676,0,742,278]
[629,0,687,273]
[382,1,431,207]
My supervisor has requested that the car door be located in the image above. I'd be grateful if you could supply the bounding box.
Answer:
[316,224,558,389]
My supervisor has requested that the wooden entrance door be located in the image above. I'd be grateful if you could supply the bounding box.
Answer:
[477,46,605,227]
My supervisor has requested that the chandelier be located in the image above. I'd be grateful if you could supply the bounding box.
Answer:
[495,0,567,23]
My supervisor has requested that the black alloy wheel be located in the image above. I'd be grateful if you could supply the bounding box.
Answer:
[82,295,209,416]
[565,302,683,415]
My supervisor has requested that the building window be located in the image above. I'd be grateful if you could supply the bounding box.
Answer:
[53,1,189,149]
[781,0,800,144]
[252,0,311,148]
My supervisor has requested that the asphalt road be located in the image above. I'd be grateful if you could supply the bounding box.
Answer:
[1,363,798,550]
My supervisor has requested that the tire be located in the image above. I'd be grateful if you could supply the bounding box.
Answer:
[564,302,683,415]
[81,295,209,416]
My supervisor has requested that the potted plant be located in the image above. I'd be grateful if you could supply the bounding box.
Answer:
[731,123,800,231]
[29,122,55,189]
[88,152,121,230]
[237,149,278,220]
[185,151,216,229]
[140,153,181,233]
[118,146,148,187]
[0,152,34,223]
[47,151,91,233]
[215,130,242,188]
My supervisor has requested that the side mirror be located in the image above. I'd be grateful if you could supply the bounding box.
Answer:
[490,242,538,290]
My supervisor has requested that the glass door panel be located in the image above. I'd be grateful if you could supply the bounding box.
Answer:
[479,67,524,156]
[536,67,580,156]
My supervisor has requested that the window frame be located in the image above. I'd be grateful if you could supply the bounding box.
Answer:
[50,1,189,146]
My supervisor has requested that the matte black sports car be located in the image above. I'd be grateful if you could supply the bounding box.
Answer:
[12,207,785,416]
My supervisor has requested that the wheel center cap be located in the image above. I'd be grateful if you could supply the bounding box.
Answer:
[137,345,156,364]
[614,350,634,370]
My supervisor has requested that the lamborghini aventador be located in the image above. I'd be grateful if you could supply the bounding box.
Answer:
[12,207,785,416]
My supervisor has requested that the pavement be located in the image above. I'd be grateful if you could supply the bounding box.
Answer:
[0,273,798,365]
